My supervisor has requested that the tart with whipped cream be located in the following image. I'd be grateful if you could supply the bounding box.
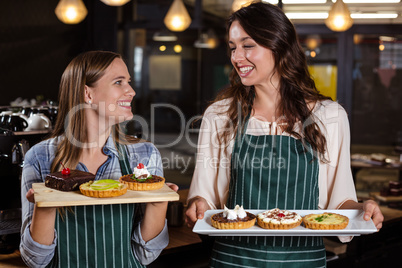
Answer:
[302,212,349,230]
[211,205,256,229]
[257,208,302,229]
[119,163,165,191]
[80,179,128,198]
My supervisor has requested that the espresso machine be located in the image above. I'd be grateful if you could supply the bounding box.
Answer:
[0,106,53,253]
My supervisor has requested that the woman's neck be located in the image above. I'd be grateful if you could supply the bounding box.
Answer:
[252,85,281,122]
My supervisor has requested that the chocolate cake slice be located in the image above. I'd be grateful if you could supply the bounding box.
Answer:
[45,170,95,191]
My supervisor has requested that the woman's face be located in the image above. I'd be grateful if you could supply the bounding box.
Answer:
[229,21,279,89]
[87,58,135,124]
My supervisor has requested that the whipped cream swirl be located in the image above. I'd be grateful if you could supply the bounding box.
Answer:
[223,205,247,220]
[133,165,151,178]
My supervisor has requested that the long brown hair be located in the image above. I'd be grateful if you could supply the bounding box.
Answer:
[50,51,137,173]
[214,2,330,159]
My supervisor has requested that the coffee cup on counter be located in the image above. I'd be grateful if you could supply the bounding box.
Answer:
[25,113,51,131]
[7,113,28,132]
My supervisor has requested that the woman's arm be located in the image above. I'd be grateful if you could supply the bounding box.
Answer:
[20,146,57,268]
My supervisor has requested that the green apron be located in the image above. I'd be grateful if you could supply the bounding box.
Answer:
[46,143,145,268]
[210,116,326,268]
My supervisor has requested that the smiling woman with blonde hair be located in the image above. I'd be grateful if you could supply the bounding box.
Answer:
[20,51,177,268]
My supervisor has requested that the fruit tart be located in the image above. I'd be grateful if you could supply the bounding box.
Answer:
[211,205,256,229]
[80,179,128,198]
[119,163,165,191]
[257,208,302,229]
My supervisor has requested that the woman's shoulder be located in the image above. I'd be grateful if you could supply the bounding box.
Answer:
[313,99,348,123]
[25,137,60,164]
[204,98,232,115]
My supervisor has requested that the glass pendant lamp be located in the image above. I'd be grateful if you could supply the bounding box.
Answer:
[55,0,87,24]
[100,0,131,6]
[325,0,353,31]
[164,0,192,32]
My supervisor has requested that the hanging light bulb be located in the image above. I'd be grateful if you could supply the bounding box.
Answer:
[232,0,253,12]
[100,0,131,6]
[325,0,353,32]
[164,0,192,32]
[55,0,87,24]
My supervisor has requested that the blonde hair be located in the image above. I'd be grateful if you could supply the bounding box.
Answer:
[50,51,137,172]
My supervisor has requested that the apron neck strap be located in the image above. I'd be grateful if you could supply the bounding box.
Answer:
[116,142,133,176]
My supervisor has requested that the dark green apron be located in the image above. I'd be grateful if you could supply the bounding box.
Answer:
[47,143,145,268]
[210,116,326,268]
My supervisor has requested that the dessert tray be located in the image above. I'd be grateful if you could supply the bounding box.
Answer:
[32,183,179,207]
[193,209,377,236]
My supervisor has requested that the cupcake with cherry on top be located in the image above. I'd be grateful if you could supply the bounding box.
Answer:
[119,163,165,191]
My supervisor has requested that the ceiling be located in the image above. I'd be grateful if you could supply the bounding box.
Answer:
[183,0,402,24]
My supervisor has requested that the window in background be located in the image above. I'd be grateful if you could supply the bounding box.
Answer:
[352,34,402,146]
[300,34,338,100]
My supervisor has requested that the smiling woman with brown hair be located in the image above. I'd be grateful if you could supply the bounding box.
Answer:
[186,2,383,267]
[20,51,177,268]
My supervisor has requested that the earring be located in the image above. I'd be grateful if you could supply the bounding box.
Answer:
[88,100,92,104]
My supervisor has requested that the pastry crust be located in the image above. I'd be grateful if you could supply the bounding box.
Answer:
[257,217,302,229]
[119,174,165,191]
[303,212,349,230]
[211,212,256,229]
[257,209,302,230]
[79,181,128,198]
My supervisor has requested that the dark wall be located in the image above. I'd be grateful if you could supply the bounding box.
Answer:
[0,0,117,106]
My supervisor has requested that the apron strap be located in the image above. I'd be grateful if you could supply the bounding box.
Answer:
[116,142,133,176]
[115,141,145,222]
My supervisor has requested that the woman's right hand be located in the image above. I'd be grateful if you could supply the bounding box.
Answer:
[185,196,210,228]
[26,188,35,203]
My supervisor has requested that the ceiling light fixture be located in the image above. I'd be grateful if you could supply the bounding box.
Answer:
[153,30,178,42]
[325,0,353,32]
[194,30,219,49]
[100,0,130,6]
[351,13,398,19]
[283,0,327,3]
[232,0,253,12]
[333,0,400,3]
[55,0,87,24]
[164,0,192,32]
[286,12,328,19]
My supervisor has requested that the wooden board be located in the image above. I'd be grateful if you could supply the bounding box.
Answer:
[33,183,179,207]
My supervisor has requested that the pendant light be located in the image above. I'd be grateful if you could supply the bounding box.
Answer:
[55,0,87,24]
[100,0,131,6]
[325,0,353,32]
[164,0,192,32]
[232,0,253,12]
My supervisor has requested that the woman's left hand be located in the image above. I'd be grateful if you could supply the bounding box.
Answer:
[362,199,384,231]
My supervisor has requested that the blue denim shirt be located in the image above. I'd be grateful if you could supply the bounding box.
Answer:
[20,135,167,267]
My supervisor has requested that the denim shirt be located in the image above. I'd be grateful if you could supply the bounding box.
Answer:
[19,135,167,268]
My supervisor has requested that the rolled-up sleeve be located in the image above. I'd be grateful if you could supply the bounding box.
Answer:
[131,219,169,265]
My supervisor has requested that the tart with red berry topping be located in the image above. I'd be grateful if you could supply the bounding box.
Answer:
[45,162,95,191]
[257,208,302,229]
[79,179,127,198]
[302,212,349,230]
[211,205,256,229]
[119,163,165,191]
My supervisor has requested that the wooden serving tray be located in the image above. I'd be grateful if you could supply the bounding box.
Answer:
[32,183,179,207]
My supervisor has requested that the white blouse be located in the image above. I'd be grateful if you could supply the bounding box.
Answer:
[188,98,357,211]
